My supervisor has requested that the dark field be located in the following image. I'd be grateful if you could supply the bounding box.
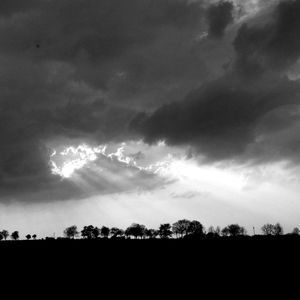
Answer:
[1,236,298,294]
[2,235,300,264]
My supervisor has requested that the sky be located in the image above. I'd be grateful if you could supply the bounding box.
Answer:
[1,0,300,238]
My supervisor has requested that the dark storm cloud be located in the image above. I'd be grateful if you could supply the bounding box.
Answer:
[0,0,213,112]
[132,0,300,163]
[0,0,209,201]
[3,0,300,202]
[0,0,39,16]
[234,0,300,76]
[206,1,234,38]
[132,75,300,161]
[0,0,206,87]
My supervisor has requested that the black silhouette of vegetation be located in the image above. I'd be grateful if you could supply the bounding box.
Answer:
[1,218,300,277]
[11,231,19,241]
[172,219,204,238]
[158,224,172,239]
[1,230,9,240]
[221,224,246,237]
[63,225,79,239]
[2,220,300,242]
[100,226,110,238]
[261,223,283,236]
[125,223,146,239]
[110,227,125,239]
[81,225,100,239]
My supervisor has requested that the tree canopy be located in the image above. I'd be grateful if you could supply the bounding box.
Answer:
[64,225,79,239]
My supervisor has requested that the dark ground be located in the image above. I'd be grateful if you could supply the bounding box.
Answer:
[0,236,300,300]
[1,236,298,295]
[2,235,300,267]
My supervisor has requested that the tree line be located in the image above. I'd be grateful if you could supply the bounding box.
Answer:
[0,230,38,241]
[0,220,298,241]
[61,220,297,240]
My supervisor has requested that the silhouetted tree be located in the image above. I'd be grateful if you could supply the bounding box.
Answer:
[261,223,283,236]
[125,228,131,239]
[1,230,9,240]
[207,225,221,237]
[100,226,110,238]
[187,220,204,236]
[261,223,275,235]
[81,225,100,239]
[172,219,191,238]
[92,227,100,239]
[274,223,283,235]
[26,234,31,240]
[32,234,37,240]
[11,231,19,241]
[292,227,300,235]
[64,225,79,239]
[221,227,230,236]
[125,223,146,239]
[261,223,283,235]
[145,229,158,239]
[0,234,3,241]
[222,224,246,237]
[110,227,125,238]
[158,224,172,239]
[81,225,93,239]
[153,229,160,239]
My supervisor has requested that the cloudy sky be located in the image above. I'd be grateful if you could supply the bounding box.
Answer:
[1,0,300,237]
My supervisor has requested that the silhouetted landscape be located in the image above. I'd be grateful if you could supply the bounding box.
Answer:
[1,219,298,242]
[2,219,300,251]
[2,2,300,286]
[1,219,299,290]
[1,219,300,279]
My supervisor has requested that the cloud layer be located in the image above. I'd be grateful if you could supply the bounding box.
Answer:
[1,0,300,201]
[132,0,300,164]
[0,0,210,200]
